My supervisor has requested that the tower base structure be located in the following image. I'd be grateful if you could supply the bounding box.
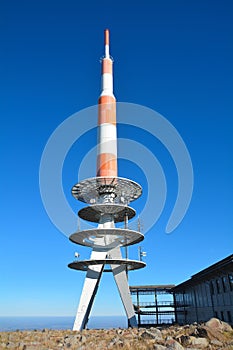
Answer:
[68,176,146,330]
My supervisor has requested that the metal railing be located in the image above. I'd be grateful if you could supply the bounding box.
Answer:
[135,301,174,307]
[140,319,174,325]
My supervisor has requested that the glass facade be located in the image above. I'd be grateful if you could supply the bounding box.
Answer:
[173,255,233,325]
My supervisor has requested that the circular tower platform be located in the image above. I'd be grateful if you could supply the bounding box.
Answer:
[68,258,146,272]
[78,204,136,223]
[69,228,144,248]
[72,176,142,204]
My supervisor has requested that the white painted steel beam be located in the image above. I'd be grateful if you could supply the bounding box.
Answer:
[72,249,106,331]
[110,246,138,327]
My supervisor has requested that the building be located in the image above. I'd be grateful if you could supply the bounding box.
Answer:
[173,254,233,325]
[130,285,176,326]
[130,254,233,327]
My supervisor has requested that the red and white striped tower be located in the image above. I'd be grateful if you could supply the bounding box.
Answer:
[97,29,117,178]
[69,29,145,331]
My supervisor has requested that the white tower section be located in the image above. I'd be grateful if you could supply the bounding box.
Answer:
[68,29,145,331]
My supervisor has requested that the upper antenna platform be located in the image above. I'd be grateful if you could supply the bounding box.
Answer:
[72,176,142,205]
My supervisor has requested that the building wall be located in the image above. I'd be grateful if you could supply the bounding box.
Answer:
[174,272,233,325]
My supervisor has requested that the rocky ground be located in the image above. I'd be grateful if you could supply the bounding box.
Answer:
[0,318,232,349]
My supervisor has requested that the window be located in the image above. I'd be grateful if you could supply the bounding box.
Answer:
[216,279,221,294]
[221,311,224,321]
[222,276,227,292]
[228,274,233,291]
[227,311,232,323]
[210,281,215,295]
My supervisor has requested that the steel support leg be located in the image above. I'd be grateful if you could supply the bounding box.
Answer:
[110,246,137,327]
[73,250,106,331]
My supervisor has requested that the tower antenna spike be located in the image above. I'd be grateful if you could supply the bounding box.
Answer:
[104,28,110,58]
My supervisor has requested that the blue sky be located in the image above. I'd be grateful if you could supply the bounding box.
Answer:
[1,0,233,319]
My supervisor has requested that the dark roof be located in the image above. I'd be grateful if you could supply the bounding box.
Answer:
[130,285,175,292]
[173,254,233,291]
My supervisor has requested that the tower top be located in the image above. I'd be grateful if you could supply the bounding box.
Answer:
[104,29,109,46]
[104,29,110,58]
